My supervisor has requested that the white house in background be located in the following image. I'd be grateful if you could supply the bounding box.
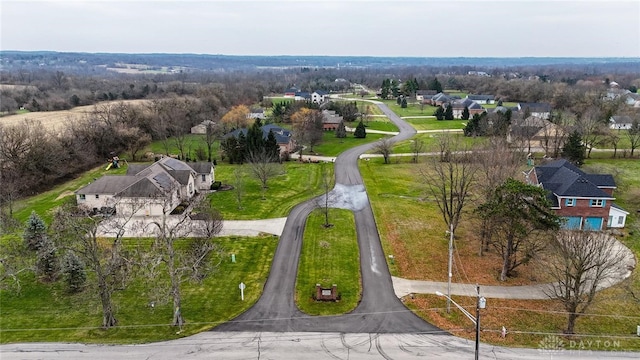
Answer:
[466,94,495,104]
[248,108,266,119]
[75,157,214,216]
[609,115,633,130]
[191,120,216,134]
[311,90,328,103]
[518,102,551,120]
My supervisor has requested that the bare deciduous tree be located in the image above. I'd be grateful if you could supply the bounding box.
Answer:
[374,137,393,164]
[247,149,284,199]
[418,134,477,236]
[146,192,224,327]
[233,165,246,210]
[316,162,335,227]
[544,230,629,334]
[410,138,424,163]
[474,137,525,255]
[51,201,142,328]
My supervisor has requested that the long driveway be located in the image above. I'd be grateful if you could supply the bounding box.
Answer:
[214,101,438,333]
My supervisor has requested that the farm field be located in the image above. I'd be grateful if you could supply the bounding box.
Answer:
[0,99,151,131]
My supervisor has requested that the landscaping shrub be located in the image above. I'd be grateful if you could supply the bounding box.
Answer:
[211,181,222,190]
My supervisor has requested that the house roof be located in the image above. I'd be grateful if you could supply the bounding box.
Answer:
[467,94,494,101]
[226,124,291,145]
[295,92,311,99]
[76,157,196,198]
[534,159,615,200]
[610,115,632,124]
[188,162,214,174]
[313,90,328,95]
[519,102,551,113]
[76,176,140,195]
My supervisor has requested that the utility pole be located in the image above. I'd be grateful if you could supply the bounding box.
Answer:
[475,284,481,360]
[447,222,453,313]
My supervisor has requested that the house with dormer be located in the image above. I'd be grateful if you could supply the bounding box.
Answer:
[524,159,628,230]
[75,157,214,216]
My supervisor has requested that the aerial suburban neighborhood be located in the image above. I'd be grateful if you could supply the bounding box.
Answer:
[1,50,640,360]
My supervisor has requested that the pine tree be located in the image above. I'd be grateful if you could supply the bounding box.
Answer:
[246,119,265,155]
[23,211,47,251]
[354,120,367,138]
[444,104,454,120]
[462,106,470,120]
[562,130,586,166]
[401,97,408,108]
[36,237,59,282]
[63,251,87,293]
[265,130,281,161]
[434,105,445,120]
[335,120,347,138]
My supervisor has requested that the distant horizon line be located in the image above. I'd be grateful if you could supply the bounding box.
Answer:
[1,50,639,59]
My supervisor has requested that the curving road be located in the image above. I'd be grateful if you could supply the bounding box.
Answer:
[214,101,437,333]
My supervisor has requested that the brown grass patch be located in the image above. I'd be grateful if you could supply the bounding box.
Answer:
[0,99,151,132]
[406,290,640,350]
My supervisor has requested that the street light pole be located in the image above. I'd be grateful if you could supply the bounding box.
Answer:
[436,286,486,360]
[475,284,480,360]
[447,222,453,313]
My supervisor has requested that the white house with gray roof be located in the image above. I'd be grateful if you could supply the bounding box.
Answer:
[75,157,214,216]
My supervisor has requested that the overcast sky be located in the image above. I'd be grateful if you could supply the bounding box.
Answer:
[2,0,639,57]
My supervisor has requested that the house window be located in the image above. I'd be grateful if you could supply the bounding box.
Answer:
[202,174,206,182]
[590,199,604,207]
[79,194,86,201]
[95,194,100,199]
[618,216,624,225]
[565,198,576,207]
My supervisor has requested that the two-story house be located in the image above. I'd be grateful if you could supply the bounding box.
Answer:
[524,159,628,230]
[75,157,214,216]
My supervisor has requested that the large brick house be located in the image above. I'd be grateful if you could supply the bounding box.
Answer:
[524,159,628,230]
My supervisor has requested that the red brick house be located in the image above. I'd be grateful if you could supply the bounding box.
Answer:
[524,159,628,230]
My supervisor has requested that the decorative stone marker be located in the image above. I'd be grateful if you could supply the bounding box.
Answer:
[315,283,338,301]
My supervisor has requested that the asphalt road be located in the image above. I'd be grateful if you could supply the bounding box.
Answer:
[214,101,434,333]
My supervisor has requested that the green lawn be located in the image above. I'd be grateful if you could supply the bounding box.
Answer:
[404,118,468,131]
[347,119,398,133]
[296,209,361,315]
[390,133,482,154]
[0,235,277,344]
[380,99,439,117]
[209,162,332,220]
[145,134,220,161]
[12,165,128,224]
[305,132,386,157]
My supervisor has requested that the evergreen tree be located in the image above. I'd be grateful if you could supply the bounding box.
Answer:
[335,120,347,138]
[246,119,265,154]
[354,120,367,138]
[236,131,247,164]
[428,77,443,93]
[381,79,391,99]
[444,104,454,120]
[396,96,402,105]
[63,250,87,293]
[464,113,481,136]
[23,211,47,251]
[401,97,408,108]
[36,237,59,282]
[462,106,470,120]
[434,105,445,120]
[391,80,400,97]
[265,130,281,160]
[562,130,586,166]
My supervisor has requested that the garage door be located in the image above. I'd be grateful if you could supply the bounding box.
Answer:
[584,217,603,231]
[562,216,582,230]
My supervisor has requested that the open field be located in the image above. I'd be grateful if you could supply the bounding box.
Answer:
[0,99,151,131]
[380,99,439,117]
[304,131,386,157]
[404,117,468,131]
